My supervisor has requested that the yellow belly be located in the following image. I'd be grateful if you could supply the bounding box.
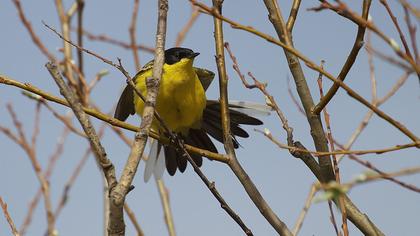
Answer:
[133,63,206,134]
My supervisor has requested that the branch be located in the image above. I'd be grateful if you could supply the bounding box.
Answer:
[108,0,168,234]
[2,104,56,235]
[212,1,291,235]
[0,76,227,163]
[175,4,200,47]
[193,0,419,143]
[313,0,372,114]
[77,28,154,52]
[262,0,335,182]
[156,179,176,236]
[0,197,20,236]
[129,0,141,70]
[45,62,119,234]
[11,0,56,61]
[310,0,420,75]
[286,0,301,32]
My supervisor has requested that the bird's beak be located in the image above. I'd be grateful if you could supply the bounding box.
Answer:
[190,52,200,58]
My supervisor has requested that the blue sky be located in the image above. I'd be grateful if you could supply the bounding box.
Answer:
[1,1,419,235]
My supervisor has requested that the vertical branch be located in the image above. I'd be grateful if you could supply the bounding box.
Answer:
[262,0,334,182]
[286,0,302,32]
[109,1,168,235]
[212,0,233,153]
[76,0,85,76]
[130,0,141,71]
[262,1,384,235]
[212,1,292,236]
[156,179,176,236]
[317,65,348,236]
[54,0,76,86]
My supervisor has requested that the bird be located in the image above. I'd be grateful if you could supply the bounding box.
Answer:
[114,47,268,181]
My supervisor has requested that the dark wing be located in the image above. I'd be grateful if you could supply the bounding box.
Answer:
[114,60,155,121]
[166,100,264,175]
[195,67,215,91]
[202,101,263,148]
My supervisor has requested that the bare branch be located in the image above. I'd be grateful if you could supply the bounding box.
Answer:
[212,1,290,235]
[0,197,20,236]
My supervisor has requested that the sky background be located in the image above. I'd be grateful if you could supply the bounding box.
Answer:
[1,0,419,235]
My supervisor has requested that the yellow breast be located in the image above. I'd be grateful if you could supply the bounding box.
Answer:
[133,58,206,134]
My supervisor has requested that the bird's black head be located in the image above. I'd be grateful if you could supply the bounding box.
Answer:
[164,47,200,65]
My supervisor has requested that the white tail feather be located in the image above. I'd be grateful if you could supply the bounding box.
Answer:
[229,100,273,116]
[153,146,165,180]
[144,139,158,182]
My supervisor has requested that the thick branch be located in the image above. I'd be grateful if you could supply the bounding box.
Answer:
[212,1,292,236]
[262,1,384,235]
[262,0,335,183]
[108,0,168,235]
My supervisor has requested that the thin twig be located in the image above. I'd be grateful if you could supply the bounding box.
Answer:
[327,200,341,236]
[55,0,79,96]
[313,0,371,114]
[19,128,69,235]
[398,0,420,20]
[175,5,200,47]
[334,142,420,193]
[76,28,155,52]
[124,204,145,236]
[129,0,141,70]
[22,91,87,138]
[76,0,85,77]
[317,166,420,191]
[366,45,413,72]
[0,197,20,236]
[292,184,316,236]
[156,179,176,236]
[54,125,106,218]
[336,72,410,163]
[256,129,420,157]
[11,0,56,61]
[31,102,41,151]
[3,104,56,235]
[379,0,413,59]
[317,65,348,236]
[310,0,420,75]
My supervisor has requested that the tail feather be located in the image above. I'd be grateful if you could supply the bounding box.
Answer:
[145,101,265,177]
[153,145,166,180]
[205,101,263,125]
[176,149,188,173]
[144,139,161,182]
[164,146,178,176]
